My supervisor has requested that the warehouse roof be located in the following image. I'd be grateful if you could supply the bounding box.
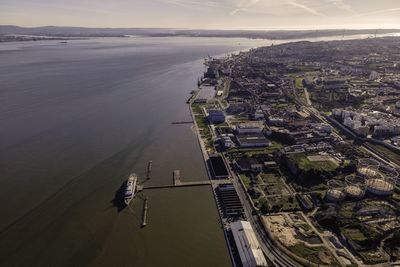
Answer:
[231,221,268,267]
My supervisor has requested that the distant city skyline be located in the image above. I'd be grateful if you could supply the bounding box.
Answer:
[1,0,400,29]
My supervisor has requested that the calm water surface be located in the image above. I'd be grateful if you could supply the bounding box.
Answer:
[0,37,269,267]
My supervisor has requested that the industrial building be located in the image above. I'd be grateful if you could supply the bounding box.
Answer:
[230,220,268,267]
[217,185,244,218]
[207,109,226,124]
[209,155,229,179]
[236,134,271,148]
[236,123,263,134]
[234,158,263,173]
[220,134,235,149]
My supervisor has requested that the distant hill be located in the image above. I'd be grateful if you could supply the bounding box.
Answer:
[0,25,176,37]
[1,25,399,40]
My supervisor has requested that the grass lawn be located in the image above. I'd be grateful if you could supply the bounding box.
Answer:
[191,103,203,114]
[193,108,216,154]
[288,244,339,266]
[240,174,251,189]
[342,228,367,242]
[287,153,339,172]
[295,77,304,89]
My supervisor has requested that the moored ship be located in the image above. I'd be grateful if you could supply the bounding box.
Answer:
[124,173,138,205]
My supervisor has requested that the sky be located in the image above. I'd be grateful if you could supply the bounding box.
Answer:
[1,0,400,29]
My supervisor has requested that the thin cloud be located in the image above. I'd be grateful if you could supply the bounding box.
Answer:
[230,9,240,15]
[229,0,261,16]
[325,0,355,14]
[288,1,326,17]
[355,7,400,17]
[159,0,221,10]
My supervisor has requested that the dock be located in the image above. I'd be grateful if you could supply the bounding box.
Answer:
[171,121,194,125]
[141,197,148,227]
[146,160,152,180]
[143,181,211,190]
[173,170,181,185]
[142,178,231,190]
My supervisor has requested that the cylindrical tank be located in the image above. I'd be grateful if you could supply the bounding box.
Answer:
[366,178,394,196]
[345,175,366,199]
[326,189,346,202]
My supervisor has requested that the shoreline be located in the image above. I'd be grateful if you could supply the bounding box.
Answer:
[188,93,238,267]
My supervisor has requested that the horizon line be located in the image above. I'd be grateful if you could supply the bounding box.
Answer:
[2,24,400,32]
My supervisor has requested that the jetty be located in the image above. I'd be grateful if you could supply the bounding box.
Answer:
[173,170,181,185]
[171,121,194,125]
[141,197,148,227]
[143,181,212,190]
[138,170,232,191]
[146,160,152,180]
[142,169,231,190]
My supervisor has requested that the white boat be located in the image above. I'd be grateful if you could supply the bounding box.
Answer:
[124,173,138,205]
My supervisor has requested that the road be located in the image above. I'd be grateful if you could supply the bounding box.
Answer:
[217,98,301,267]
[222,152,300,267]
[289,80,400,171]
[304,87,312,106]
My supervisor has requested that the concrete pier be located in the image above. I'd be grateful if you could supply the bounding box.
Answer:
[141,197,148,227]
[146,160,152,180]
[173,170,181,185]
[143,179,231,190]
[171,121,194,125]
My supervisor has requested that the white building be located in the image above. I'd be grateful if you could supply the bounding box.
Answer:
[236,134,271,148]
[332,108,343,117]
[343,117,354,128]
[254,109,264,120]
[354,126,369,137]
[220,134,235,148]
[231,221,268,267]
[268,117,284,126]
[236,123,263,134]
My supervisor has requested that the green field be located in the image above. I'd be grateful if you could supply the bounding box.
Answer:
[288,244,339,266]
[295,77,304,89]
[240,174,251,189]
[287,153,339,172]
[192,104,215,153]
[342,228,367,242]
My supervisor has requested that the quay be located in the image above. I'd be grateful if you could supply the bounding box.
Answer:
[146,160,152,180]
[143,181,211,190]
[173,170,181,185]
[171,121,194,125]
[141,197,148,227]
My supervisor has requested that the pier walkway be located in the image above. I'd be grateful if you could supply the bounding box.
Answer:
[171,121,193,125]
[142,178,231,190]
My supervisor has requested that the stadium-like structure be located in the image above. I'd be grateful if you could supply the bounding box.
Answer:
[357,158,398,196]
[326,180,346,202]
[344,174,366,199]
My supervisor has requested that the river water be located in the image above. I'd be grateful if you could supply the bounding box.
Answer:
[0,37,270,267]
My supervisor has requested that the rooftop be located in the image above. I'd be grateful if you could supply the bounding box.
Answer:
[231,220,268,267]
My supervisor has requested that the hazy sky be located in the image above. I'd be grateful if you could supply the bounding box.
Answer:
[1,0,400,29]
